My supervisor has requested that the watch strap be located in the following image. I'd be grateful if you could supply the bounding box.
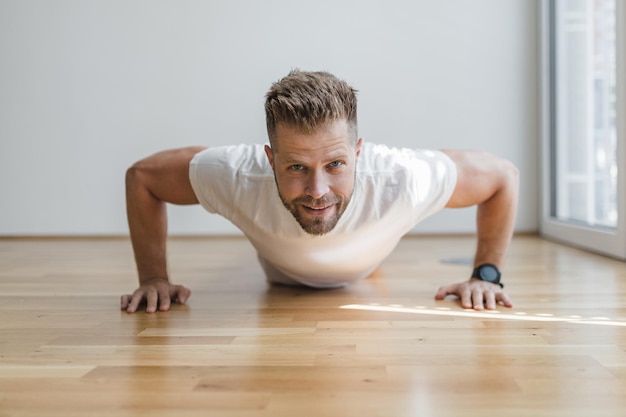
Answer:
[471,263,504,288]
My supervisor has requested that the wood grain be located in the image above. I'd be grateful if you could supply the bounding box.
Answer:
[1,235,625,417]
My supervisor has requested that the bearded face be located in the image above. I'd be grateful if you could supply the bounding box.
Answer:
[264,120,362,236]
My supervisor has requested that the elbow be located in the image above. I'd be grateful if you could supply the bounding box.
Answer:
[502,158,520,189]
[497,158,520,204]
[125,160,160,207]
[125,163,140,190]
[125,160,150,194]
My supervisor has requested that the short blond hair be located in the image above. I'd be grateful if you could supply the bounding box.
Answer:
[265,70,358,148]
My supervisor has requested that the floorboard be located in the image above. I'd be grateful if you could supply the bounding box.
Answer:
[0,235,625,417]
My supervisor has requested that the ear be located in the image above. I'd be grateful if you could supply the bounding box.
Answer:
[355,138,364,158]
[264,144,274,169]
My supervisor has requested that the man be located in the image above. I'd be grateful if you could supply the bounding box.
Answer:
[121,70,518,314]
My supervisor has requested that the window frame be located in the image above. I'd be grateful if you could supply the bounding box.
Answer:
[540,0,626,260]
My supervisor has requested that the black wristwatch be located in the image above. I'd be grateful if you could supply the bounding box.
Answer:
[471,263,503,288]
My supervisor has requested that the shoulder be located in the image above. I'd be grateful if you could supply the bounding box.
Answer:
[358,142,455,175]
[191,144,271,174]
[439,150,518,208]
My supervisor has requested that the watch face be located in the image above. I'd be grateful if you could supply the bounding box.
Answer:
[480,265,500,282]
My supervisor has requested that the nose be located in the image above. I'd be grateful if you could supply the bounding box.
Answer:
[305,169,330,199]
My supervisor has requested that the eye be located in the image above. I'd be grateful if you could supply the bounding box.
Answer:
[328,160,344,168]
[289,164,305,171]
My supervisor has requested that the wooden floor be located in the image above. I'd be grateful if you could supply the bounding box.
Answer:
[1,235,625,417]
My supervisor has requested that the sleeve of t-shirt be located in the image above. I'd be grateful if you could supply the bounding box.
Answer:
[188,144,268,220]
[188,147,234,218]
[406,149,458,224]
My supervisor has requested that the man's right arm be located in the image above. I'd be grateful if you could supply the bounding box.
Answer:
[121,146,207,313]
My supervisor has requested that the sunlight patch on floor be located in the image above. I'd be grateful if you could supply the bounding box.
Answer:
[340,304,626,327]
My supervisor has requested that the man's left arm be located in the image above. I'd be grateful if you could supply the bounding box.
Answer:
[434,150,519,310]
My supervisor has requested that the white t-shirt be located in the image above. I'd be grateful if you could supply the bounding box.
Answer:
[189,142,457,288]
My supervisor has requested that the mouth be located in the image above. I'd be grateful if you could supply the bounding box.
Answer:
[300,204,335,216]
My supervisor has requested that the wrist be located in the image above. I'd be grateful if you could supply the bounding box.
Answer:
[471,263,503,288]
[139,276,170,285]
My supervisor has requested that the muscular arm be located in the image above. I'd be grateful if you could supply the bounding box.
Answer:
[121,146,206,313]
[435,150,519,310]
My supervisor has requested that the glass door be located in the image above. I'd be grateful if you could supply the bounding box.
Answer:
[541,0,625,260]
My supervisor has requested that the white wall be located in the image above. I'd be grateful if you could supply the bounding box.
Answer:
[0,0,538,236]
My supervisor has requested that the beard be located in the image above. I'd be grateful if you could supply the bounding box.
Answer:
[278,192,350,236]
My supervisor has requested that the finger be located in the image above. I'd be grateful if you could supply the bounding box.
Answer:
[158,287,171,312]
[484,291,497,310]
[471,289,484,311]
[126,291,145,313]
[175,286,191,304]
[145,288,158,313]
[435,287,450,300]
[121,294,131,310]
[460,287,473,309]
[435,284,459,300]
[497,291,514,308]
